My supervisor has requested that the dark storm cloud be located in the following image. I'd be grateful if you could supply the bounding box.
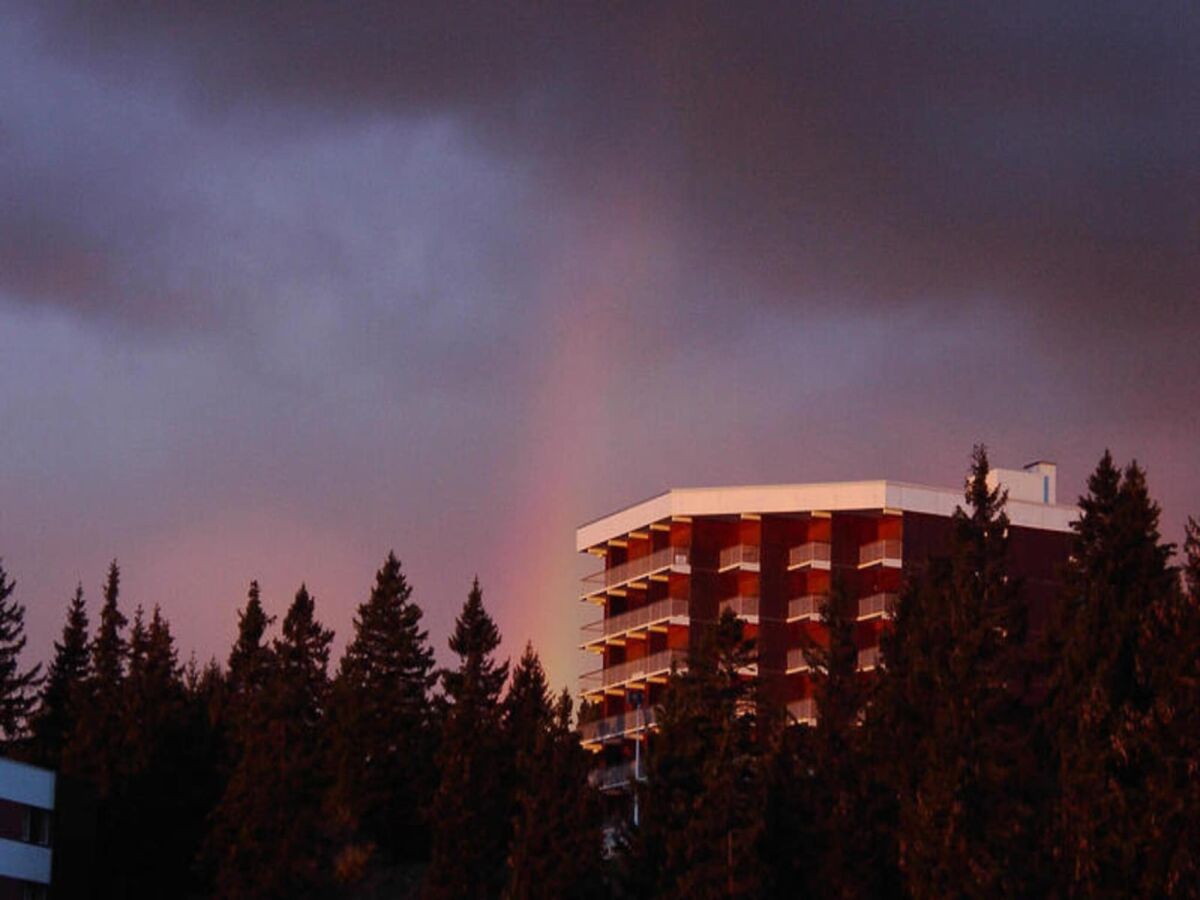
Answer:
[22,1,1200,329]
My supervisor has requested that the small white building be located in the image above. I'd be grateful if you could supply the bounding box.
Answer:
[0,757,54,900]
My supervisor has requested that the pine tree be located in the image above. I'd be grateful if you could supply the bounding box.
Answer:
[504,642,553,784]
[31,583,90,767]
[877,445,1040,897]
[795,578,898,899]
[226,580,274,733]
[629,609,764,899]
[328,551,437,871]
[1046,458,1176,897]
[120,606,197,898]
[506,689,606,899]
[0,561,42,748]
[211,584,335,899]
[426,577,510,899]
[64,560,127,794]
[1046,456,1192,895]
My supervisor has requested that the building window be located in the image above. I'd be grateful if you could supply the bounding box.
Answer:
[20,807,51,846]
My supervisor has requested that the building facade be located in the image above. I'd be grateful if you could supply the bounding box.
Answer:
[576,462,1072,789]
[0,758,54,900]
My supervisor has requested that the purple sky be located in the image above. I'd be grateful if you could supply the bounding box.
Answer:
[2,2,1198,690]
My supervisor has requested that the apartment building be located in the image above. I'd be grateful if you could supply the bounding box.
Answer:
[577,462,1073,789]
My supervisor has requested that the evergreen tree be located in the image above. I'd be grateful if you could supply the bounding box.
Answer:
[1046,455,1191,895]
[503,641,553,786]
[211,584,335,899]
[121,606,198,898]
[876,446,1040,897]
[506,689,606,899]
[31,583,90,767]
[64,560,127,794]
[0,561,42,748]
[628,609,764,899]
[1132,513,1200,895]
[426,577,510,899]
[795,578,898,899]
[225,580,274,734]
[328,551,437,871]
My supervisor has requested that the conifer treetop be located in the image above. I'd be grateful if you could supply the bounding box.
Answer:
[0,561,43,743]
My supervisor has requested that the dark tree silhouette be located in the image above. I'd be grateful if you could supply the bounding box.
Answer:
[64,560,127,795]
[31,583,90,767]
[211,584,335,900]
[426,577,510,899]
[328,551,437,873]
[0,561,42,749]
[506,688,606,899]
[876,446,1042,897]
[1046,455,1192,895]
[629,609,764,899]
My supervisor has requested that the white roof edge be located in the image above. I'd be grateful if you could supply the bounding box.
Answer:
[576,479,1076,551]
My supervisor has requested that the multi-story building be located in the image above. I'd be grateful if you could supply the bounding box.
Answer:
[576,462,1072,789]
[0,757,54,900]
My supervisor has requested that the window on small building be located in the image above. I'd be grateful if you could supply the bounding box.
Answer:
[20,807,51,846]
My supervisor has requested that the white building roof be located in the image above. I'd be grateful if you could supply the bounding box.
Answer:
[577,476,1075,552]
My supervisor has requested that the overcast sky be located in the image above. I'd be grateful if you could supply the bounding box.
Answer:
[2,2,1197,689]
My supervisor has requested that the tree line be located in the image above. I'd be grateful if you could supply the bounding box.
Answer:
[0,446,1194,897]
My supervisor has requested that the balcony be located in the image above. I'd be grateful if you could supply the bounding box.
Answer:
[718,544,760,572]
[788,541,832,571]
[786,647,812,674]
[857,645,881,671]
[580,648,689,694]
[858,539,902,568]
[787,593,826,622]
[787,697,816,724]
[718,595,760,621]
[857,592,898,620]
[588,760,644,791]
[580,546,691,600]
[579,707,658,745]
[579,598,689,649]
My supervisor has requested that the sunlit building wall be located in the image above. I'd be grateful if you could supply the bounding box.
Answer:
[575,462,1071,790]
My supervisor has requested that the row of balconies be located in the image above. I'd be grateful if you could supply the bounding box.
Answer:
[581,648,689,693]
[579,706,659,745]
[581,641,882,692]
[583,539,901,599]
[582,695,830,746]
[714,539,901,572]
[581,592,898,648]
[579,545,691,600]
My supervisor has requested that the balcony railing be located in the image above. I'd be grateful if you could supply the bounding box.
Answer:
[580,546,691,598]
[719,595,760,620]
[858,539,902,568]
[580,598,689,646]
[788,593,826,621]
[857,592,898,620]
[588,760,643,791]
[579,707,658,744]
[788,541,832,570]
[580,648,689,692]
[858,645,881,671]
[718,544,760,571]
[787,697,816,724]
[786,647,812,673]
